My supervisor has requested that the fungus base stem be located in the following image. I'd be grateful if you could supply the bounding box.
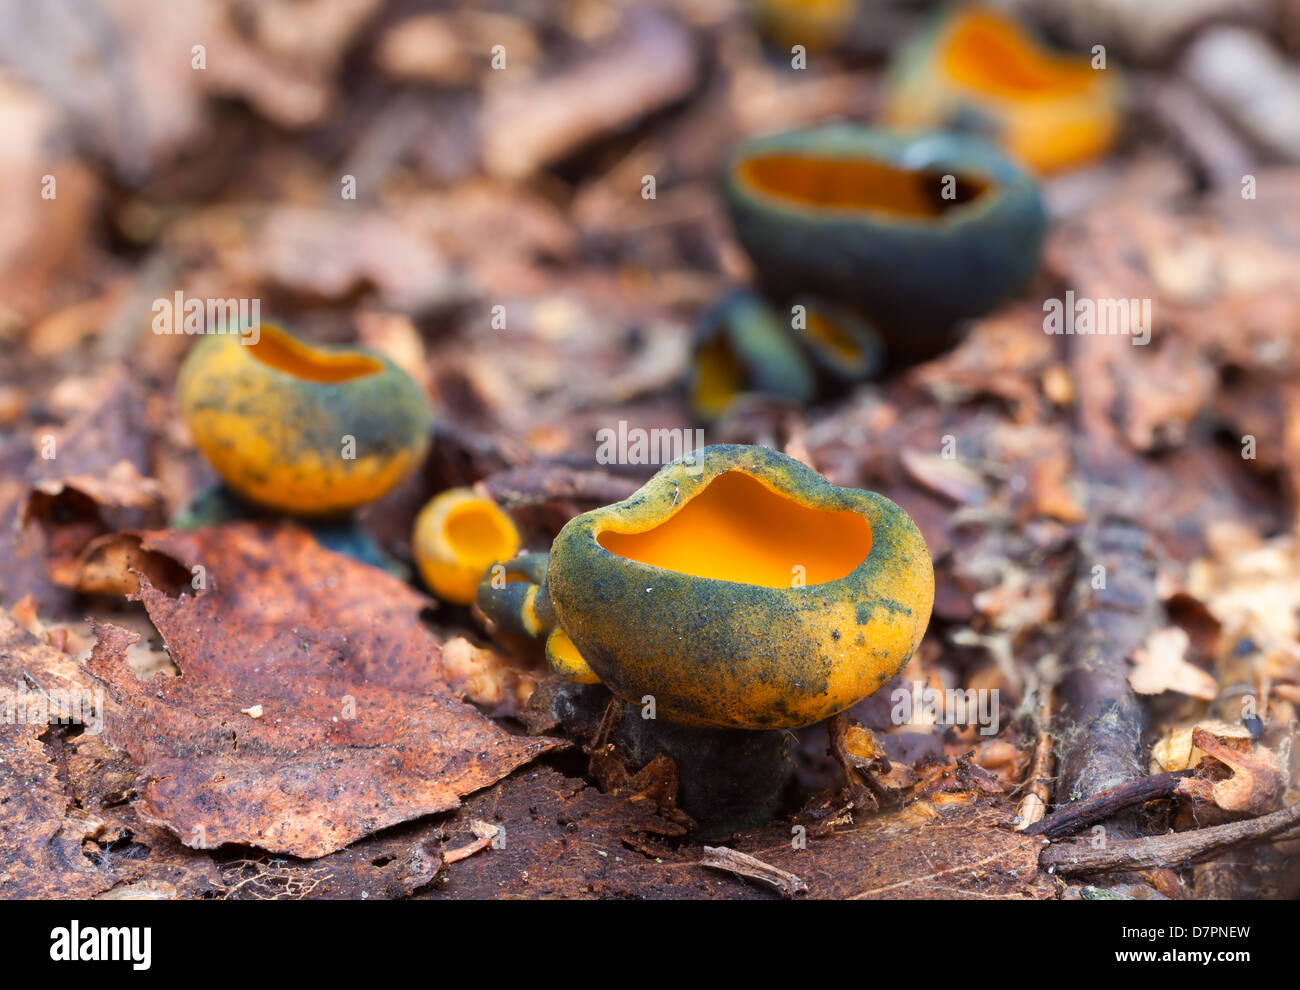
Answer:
[614,704,790,840]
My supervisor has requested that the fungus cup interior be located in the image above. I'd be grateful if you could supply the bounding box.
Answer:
[805,310,864,364]
[247,325,384,383]
[941,9,1097,97]
[597,470,872,587]
[738,153,990,219]
[548,628,584,667]
[445,500,518,563]
[692,335,744,416]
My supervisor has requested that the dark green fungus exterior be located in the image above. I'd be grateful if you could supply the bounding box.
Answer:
[688,289,816,421]
[789,296,884,382]
[474,551,555,648]
[544,443,934,730]
[723,125,1046,335]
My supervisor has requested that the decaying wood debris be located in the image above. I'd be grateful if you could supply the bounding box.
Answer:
[699,846,808,898]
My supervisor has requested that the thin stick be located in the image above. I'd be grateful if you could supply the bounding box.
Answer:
[1058,314,1162,808]
[1024,770,1192,838]
[1055,516,1157,806]
[481,465,640,511]
[1015,686,1055,831]
[442,820,500,865]
[1040,802,1300,876]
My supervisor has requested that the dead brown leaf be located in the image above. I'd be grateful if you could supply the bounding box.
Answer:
[84,522,562,858]
[733,799,1053,900]
[0,609,113,898]
[23,462,168,591]
[225,205,467,313]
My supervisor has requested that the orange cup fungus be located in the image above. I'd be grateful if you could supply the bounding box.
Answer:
[413,488,521,606]
[884,4,1123,174]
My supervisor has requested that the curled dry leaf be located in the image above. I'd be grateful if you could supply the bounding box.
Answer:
[972,568,1057,634]
[4,367,160,603]
[1110,337,1218,453]
[907,306,1055,422]
[22,461,167,590]
[829,715,917,807]
[41,532,190,599]
[1184,531,1300,687]
[1020,454,1087,524]
[83,522,562,858]
[1175,727,1284,816]
[700,846,807,898]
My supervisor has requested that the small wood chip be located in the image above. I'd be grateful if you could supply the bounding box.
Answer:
[700,846,807,898]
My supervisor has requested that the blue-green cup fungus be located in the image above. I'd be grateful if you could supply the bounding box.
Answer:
[179,321,432,517]
[789,296,884,383]
[884,4,1124,176]
[477,444,933,730]
[473,444,934,833]
[723,125,1046,337]
[546,443,933,730]
[688,289,816,422]
[474,551,555,654]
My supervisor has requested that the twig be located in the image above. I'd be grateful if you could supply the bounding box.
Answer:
[1057,324,1163,809]
[700,846,807,898]
[481,465,640,511]
[1015,686,1055,831]
[442,820,499,865]
[1133,73,1253,191]
[1025,770,1192,839]
[1057,516,1159,810]
[1040,802,1300,876]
